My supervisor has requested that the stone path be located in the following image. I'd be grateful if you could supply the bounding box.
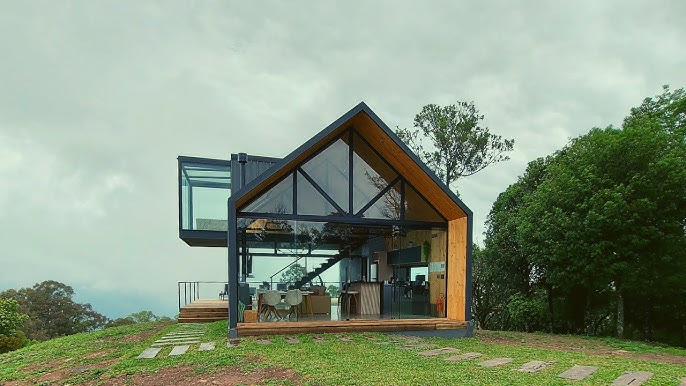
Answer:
[445,352,482,361]
[139,329,676,384]
[137,324,213,359]
[169,345,189,356]
[517,360,552,373]
[137,347,161,359]
[558,365,598,381]
[312,336,326,343]
[418,347,460,357]
[478,358,514,367]
[610,371,653,386]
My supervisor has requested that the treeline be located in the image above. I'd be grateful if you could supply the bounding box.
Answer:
[473,86,686,347]
[0,280,172,353]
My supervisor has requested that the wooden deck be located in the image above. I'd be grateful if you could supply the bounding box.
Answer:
[237,318,468,336]
[178,299,467,336]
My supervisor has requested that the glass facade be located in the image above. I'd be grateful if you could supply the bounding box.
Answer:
[179,159,231,231]
[232,127,450,321]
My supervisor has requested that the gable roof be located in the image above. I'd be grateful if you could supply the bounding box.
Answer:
[231,102,472,221]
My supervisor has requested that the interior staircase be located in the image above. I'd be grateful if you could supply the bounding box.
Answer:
[293,254,344,288]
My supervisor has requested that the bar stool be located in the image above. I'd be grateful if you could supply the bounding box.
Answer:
[338,290,359,319]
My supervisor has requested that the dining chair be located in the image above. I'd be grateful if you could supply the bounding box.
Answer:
[262,290,282,321]
[284,289,303,321]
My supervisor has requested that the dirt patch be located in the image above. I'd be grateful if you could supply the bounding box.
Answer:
[84,348,117,359]
[476,330,686,365]
[87,365,302,386]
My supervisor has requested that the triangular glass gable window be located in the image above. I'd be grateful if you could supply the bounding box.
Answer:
[352,133,398,214]
[296,171,340,216]
[361,181,402,220]
[300,138,349,212]
[404,182,444,222]
[242,173,293,214]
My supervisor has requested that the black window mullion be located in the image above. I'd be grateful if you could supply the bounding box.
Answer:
[354,177,401,217]
[400,180,406,220]
[297,167,347,215]
[292,171,297,214]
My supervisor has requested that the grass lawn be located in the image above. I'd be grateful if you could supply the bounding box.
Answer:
[1,321,685,385]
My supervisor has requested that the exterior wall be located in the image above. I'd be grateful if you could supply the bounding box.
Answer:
[447,217,468,320]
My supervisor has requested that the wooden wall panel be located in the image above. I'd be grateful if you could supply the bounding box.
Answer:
[429,230,447,316]
[447,218,467,320]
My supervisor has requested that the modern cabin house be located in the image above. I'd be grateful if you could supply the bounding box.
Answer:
[178,102,473,338]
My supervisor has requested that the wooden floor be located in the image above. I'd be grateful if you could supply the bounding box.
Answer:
[178,299,467,336]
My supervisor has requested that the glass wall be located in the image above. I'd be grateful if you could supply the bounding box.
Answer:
[179,158,231,231]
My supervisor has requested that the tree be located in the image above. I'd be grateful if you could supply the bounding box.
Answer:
[326,285,340,298]
[0,280,108,341]
[0,298,29,353]
[105,310,173,328]
[279,263,307,285]
[397,101,514,195]
[480,86,686,345]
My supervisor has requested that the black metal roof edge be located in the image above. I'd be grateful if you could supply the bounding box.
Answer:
[229,153,281,163]
[231,102,368,202]
[359,102,473,217]
[231,101,472,217]
[178,155,231,166]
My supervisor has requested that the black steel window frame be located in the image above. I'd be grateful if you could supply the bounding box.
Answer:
[237,127,448,224]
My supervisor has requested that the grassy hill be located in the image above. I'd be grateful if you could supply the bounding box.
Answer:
[1,321,685,385]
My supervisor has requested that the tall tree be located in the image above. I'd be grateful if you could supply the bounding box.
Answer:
[0,298,29,353]
[397,101,514,195]
[0,280,108,341]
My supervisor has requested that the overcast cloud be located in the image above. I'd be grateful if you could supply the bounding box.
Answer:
[1,1,684,318]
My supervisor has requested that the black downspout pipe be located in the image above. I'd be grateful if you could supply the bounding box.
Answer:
[228,198,239,339]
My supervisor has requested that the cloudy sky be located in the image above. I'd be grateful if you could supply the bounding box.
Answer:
[1,1,684,319]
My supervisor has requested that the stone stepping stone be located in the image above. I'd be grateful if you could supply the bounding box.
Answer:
[362,334,379,341]
[517,361,552,373]
[610,371,653,386]
[256,338,271,345]
[558,365,598,381]
[681,377,686,386]
[152,341,200,347]
[312,336,326,343]
[285,337,300,344]
[137,347,162,359]
[418,347,461,357]
[397,344,436,350]
[155,337,202,343]
[445,352,483,362]
[198,342,215,351]
[169,345,189,356]
[227,339,240,348]
[478,358,514,367]
[374,342,393,345]
[166,332,205,337]
[339,336,353,342]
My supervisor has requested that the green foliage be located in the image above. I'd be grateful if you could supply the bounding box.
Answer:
[0,331,28,354]
[326,285,340,297]
[105,310,172,328]
[0,280,108,341]
[397,101,514,195]
[0,298,30,353]
[0,298,28,336]
[278,263,307,285]
[477,86,686,346]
